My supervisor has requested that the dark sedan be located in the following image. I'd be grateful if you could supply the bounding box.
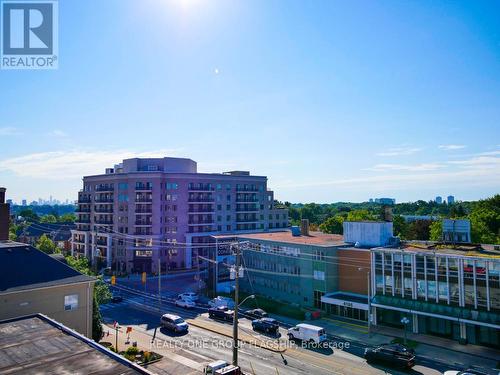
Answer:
[364,343,415,369]
[252,318,279,334]
[244,308,268,319]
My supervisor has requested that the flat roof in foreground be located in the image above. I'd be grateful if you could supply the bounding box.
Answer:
[0,314,152,374]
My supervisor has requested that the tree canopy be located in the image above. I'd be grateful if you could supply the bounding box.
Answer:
[35,234,57,254]
[291,195,499,244]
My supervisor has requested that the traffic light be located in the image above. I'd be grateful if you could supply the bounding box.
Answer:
[111,276,116,285]
[141,272,147,284]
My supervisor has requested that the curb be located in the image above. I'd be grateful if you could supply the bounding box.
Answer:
[186,319,286,354]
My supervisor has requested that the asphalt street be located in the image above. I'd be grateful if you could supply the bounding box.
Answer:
[99,286,459,375]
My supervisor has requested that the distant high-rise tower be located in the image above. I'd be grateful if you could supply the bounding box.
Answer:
[447,195,455,205]
[435,196,442,204]
[22,199,27,206]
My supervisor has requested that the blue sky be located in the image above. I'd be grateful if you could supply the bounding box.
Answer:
[1,0,499,203]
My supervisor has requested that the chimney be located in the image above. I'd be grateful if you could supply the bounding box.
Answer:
[300,219,310,236]
[383,206,393,222]
[0,187,9,241]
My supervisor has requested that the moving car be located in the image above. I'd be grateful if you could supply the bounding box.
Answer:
[287,323,327,344]
[208,306,234,322]
[245,308,268,319]
[111,293,123,303]
[364,343,415,369]
[208,296,235,309]
[160,313,189,333]
[252,318,279,334]
[175,296,196,309]
[178,292,199,301]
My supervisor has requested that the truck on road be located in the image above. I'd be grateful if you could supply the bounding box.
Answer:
[287,323,327,344]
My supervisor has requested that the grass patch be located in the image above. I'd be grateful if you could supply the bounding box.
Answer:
[391,337,419,349]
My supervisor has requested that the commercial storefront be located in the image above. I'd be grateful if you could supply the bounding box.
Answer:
[321,292,369,321]
[370,246,500,348]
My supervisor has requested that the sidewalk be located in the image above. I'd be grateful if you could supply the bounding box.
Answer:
[101,323,204,375]
[271,313,500,369]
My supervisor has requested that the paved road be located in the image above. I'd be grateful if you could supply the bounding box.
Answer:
[100,287,457,375]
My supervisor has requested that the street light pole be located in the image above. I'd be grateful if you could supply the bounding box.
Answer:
[401,316,410,345]
[232,243,240,367]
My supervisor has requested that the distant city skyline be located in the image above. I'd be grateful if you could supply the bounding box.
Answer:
[8,196,73,206]
[1,1,499,203]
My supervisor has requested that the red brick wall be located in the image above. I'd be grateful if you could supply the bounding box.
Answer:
[338,249,370,295]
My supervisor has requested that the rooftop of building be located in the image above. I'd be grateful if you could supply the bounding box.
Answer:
[16,222,75,241]
[0,241,94,294]
[0,314,152,374]
[214,230,346,247]
[84,156,269,179]
[375,241,500,258]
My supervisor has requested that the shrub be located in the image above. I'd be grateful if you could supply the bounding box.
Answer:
[125,346,139,355]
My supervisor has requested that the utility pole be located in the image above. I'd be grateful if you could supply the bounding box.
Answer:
[232,243,240,367]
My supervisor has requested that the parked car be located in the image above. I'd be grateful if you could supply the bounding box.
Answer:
[160,313,189,333]
[444,369,500,375]
[364,343,415,369]
[244,308,268,319]
[252,318,279,334]
[111,293,123,303]
[175,296,196,309]
[178,292,199,301]
[208,296,235,309]
[287,323,327,344]
[208,306,234,322]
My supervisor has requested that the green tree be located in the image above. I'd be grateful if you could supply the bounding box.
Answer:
[59,213,77,223]
[94,280,112,305]
[92,294,104,342]
[66,255,91,274]
[429,220,442,241]
[346,209,377,222]
[19,208,39,222]
[392,215,409,239]
[36,234,57,254]
[40,214,57,223]
[407,220,431,240]
[319,216,344,234]
[8,223,18,241]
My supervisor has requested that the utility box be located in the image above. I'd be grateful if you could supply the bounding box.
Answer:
[443,219,471,243]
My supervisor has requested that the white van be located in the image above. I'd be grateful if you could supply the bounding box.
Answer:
[204,360,228,374]
[287,323,327,343]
